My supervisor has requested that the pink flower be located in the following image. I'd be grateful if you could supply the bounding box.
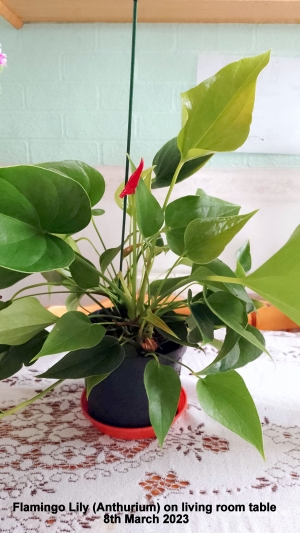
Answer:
[0,45,7,67]
[119,158,144,198]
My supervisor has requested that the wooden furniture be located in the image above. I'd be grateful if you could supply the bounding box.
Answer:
[2,0,300,30]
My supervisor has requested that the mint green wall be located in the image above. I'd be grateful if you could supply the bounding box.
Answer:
[0,19,300,168]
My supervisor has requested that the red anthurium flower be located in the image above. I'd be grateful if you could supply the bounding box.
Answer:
[119,158,144,198]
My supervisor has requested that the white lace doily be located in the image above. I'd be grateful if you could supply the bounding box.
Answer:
[1,331,300,532]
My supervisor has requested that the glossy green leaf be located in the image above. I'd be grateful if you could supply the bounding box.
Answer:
[162,312,189,335]
[202,328,240,375]
[100,246,120,273]
[187,301,215,344]
[66,292,80,312]
[0,297,57,345]
[155,312,197,348]
[196,370,265,458]
[146,309,178,338]
[242,226,300,325]
[0,330,49,380]
[0,266,30,289]
[114,182,124,209]
[204,259,254,311]
[33,311,106,359]
[204,290,268,355]
[196,189,241,214]
[38,160,105,206]
[166,192,240,230]
[236,240,251,275]
[38,336,124,379]
[142,167,154,190]
[155,327,199,348]
[0,301,11,311]
[231,327,265,369]
[42,270,65,284]
[136,179,164,238]
[150,276,188,299]
[65,236,80,253]
[144,359,181,446]
[166,227,186,256]
[0,165,92,272]
[187,326,202,344]
[92,209,105,216]
[69,253,99,289]
[152,137,212,189]
[198,325,264,375]
[156,265,238,301]
[185,211,257,264]
[85,374,110,398]
[178,52,270,162]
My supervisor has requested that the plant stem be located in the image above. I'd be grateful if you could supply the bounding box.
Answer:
[14,290,87,300]
[153,281,196,307]
[86,293,107,311]
[152,256,183,302]
[92,217,117,279]
[11,282,61,300]
[88,313,123,319]
[75,237,101,256]
[131,195,137,315]
[162,160,184,211]
[137,162,184,312]
[156,352,196,375]
[74,253,130,305]
[92,216,106,251]
[137,318,146,344]
[0,380,64,419]
[137,238,156,312]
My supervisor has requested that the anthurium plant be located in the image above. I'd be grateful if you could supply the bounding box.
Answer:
[0,51,299,457]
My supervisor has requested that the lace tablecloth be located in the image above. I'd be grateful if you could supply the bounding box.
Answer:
[1,331,300,532]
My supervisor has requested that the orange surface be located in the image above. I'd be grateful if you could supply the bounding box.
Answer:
[248,306,299,331]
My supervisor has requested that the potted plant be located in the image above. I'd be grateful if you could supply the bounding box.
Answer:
[0,51,299,459]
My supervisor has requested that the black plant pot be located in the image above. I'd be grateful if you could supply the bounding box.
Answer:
[87,341,187,429]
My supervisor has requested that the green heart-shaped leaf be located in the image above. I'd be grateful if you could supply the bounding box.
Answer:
[198,325,265,375]
[178,52,270,161]
[136,179,164,238]
[204,290,268,355]
[242,226,300,325]
[100,246,121,273]
[0,297,57,345]
[37,160,105,206]
[236,240,251,274]
[187,301,215,345]
[203,259,253,311]
[0,165,92,272]
[197,371,265,458]
[85,374,110,398]
[0,330,49,380]
[184,211,257,264]
[0,266,30,289]
[38,336,124,379]
[166,193,240,230]
[69,253,100,289]
[144,359,181,447]
[33,311,106,359]
[152,137,212,189]
[166,227,186,256]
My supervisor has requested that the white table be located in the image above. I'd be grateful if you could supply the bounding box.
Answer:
[1,330,300,532]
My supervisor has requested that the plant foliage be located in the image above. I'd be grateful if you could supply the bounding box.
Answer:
[1,52,297,456]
